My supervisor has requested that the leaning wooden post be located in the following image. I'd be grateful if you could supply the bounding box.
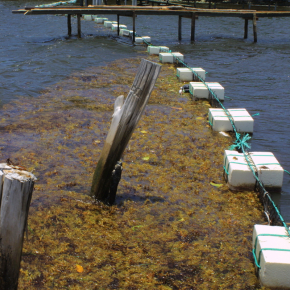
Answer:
[132,11,136,44]
[253,13,257,43]
[178,15,182,41]
[77,14,81,38]
[244,18,248,39]
[67,14,72,37]
[191,12,196,42]
[0,165,37,290]
[91,59,161,204]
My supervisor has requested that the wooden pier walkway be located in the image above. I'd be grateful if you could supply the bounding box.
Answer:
[13,6,290,42]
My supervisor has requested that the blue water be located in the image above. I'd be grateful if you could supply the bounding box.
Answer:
[1,1,290,220]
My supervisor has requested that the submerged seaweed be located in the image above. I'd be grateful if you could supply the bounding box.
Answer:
[0,56,268,289]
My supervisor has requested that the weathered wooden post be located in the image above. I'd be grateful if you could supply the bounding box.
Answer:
[0,165,37,290]
[91,59,161,204]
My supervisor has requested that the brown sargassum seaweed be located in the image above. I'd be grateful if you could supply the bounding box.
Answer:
[0,55,269,289]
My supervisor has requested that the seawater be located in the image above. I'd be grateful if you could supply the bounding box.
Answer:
[1,0,290,220]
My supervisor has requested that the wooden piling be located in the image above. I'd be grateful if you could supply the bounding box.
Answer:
[191,12,196,42]
[117,14,120,36]
[244,18,248,39]
[0,166,36,290]
[67,14,72,36]
[91,59,161,204]
[253,13,257,42]
[178,15,182,41]
[77,14,81,38]
[132,11,136,44]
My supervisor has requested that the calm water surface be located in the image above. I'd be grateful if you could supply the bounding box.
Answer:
[1,0,290,220]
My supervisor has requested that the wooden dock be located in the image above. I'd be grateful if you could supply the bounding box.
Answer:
[13,6,290,42]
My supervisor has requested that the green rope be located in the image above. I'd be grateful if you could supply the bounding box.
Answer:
[223,165,229,175]
[253,234,290,268]
[252,113,260,117]
[139,32,290,237]
[285,169,290,175]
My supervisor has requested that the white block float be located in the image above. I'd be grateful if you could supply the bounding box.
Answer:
[134,36,151,44]
[172,52,184,62]
[104,21,117,28]
[95,17,108,23]
[208,108,254,133]
[142,36,151,43]
[189,82,224,100]
[159,52,184,64]
[111,24,127,31]
[224,150,284,191]
[176,67,206,82]
[120,29,130,36]
[83,15,93,21]
[251,153,284,191]
[147,46,169,55]
[253,225,290,288]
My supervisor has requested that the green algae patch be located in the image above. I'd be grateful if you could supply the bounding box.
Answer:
[0,57,268,289]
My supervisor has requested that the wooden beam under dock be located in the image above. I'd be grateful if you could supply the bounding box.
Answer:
[13,6,290,43]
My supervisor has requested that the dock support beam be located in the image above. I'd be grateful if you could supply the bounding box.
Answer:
[244,18,248,39]
[253,13,257,42]
[178,15,182,41]
[191,13,196,42]
[132,11,136,44]
[77,14,81,38]
[117,14,120,36]
[67,14,71,37]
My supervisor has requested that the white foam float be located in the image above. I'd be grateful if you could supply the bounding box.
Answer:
[120,29,130,36]
[224,150,284,191]
[147,46,169,55]
[208,108,254,133]
[253,224,290,288]
[95,17,108,23]
[104,21,117,28]
[159,52,184,64]
[83,15,93,21]
[176,67,206,82]
[111,24,127,31]
[189,82,224,100]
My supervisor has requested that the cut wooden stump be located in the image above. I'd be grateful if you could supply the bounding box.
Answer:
[0,165,37,290]
[91,59,161,204]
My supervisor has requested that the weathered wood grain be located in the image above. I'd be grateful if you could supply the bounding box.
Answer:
[0,168,36,290]
[91,59,161,204]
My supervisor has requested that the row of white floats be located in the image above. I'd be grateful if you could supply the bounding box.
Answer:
[147,45,288,289]
[83,15,151,44]
[82,16,289,288]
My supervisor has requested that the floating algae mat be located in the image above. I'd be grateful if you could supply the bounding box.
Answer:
[0,57,267,289]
